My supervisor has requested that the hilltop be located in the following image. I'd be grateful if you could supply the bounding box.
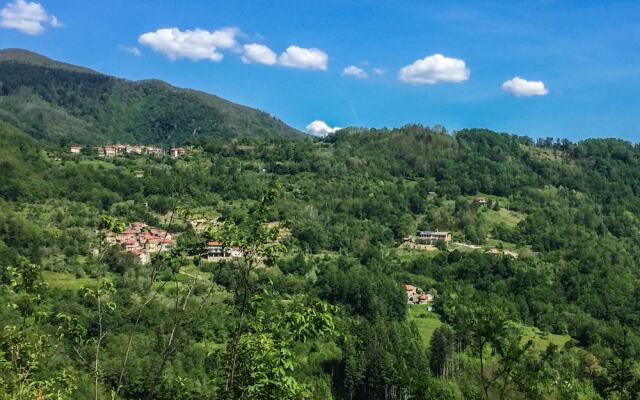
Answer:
[0,48,303,145]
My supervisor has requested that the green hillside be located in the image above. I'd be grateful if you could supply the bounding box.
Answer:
[0,48,302,145]
[0,117,640,400]
[2,60,640,398]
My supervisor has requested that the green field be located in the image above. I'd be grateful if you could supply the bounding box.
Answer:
[517,323,571,351]
[42,271,96,290]
[407,306,444,346]
[408,305,571,352]
[483,207,524,228]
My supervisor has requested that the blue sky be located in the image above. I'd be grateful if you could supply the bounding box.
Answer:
[1,0,639,141]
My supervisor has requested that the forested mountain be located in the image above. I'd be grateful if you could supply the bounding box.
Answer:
[0,49,302,145]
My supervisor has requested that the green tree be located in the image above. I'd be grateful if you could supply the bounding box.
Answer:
[430,325,456,379]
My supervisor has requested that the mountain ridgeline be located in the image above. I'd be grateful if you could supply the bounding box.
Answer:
[0,48,302,145]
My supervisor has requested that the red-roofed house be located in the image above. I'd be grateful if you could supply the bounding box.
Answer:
[405,284,435,305]
[124,240,140,252]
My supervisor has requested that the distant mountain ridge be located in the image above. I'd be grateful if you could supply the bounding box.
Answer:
[0,48,99,74]
[0,48,303,145]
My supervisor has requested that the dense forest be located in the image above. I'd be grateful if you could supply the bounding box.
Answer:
[3,116,640,399]
[0,49,301,146]
[3,51,640,399]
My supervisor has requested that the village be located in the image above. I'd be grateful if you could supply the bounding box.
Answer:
[105,222,176,264]
[69,144,187,158]
[105,221,244,264]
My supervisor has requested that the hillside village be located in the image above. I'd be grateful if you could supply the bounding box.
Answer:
[106,222,245,263]
[105,222,176,264]
[70,144,187,157]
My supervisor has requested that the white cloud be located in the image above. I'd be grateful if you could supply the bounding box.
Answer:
[372,68,385,75]
[49,14,61,27]
[0,0,61,35]
[502,76,549,97]
[278,46,328,70]
[305,120,341,137]
[138,27,239,61]
[342,65,367,79]
[120,45,141,57]
[398,54,470,84]
[241,43,277,65]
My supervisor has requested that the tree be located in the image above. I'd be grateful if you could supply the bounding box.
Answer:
[454,301,533,400]
[0,263,78,399]
[224,297,335,400]
[429,325,456,379]
[606,328,639,400]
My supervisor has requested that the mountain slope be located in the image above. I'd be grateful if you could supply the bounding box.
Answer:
[0,48,99,74]
[0,48,303,145]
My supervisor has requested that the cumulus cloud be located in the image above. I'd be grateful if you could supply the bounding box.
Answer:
[342,65,367,79]
[278,46,328,70]
[372,68,385,75]
[138,27,239,61]
[0,0,61,35]
[305,120,341,137]
[502,76,549,97]
[120,45,141,57]
[241,43,277,65]
[398,54,470,84]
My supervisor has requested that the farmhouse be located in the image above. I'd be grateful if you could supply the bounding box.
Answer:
[70,145,82,154]
[207,241,225,259]
[415,231,452,243]
[475,197,488,205]
[207,241,244,260]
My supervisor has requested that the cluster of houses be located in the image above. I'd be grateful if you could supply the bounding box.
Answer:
[105,222,175,264]
[70,145,187,158]
[404,284,434,306]
[103,221,246,264]
[404,231,520,258]
[206,241,244,261]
